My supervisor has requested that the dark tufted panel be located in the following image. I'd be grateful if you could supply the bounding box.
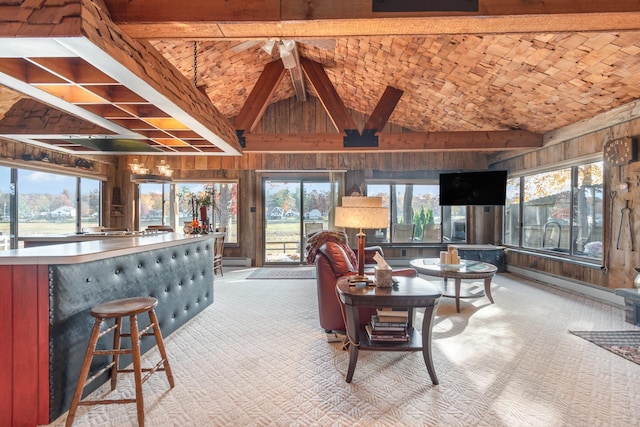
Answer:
[48,238,213,421]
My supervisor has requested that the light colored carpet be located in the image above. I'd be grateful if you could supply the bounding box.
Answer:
[48,269,640,427]
[246,266,316,279]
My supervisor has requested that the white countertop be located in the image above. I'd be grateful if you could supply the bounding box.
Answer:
[0,233,212,265]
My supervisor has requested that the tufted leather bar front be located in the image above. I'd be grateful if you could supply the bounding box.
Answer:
[47,238,213,421]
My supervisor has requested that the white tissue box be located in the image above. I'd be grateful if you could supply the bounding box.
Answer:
[374,267,393,287]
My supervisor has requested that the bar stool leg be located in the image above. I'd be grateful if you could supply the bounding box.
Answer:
[110,317,122,391]
[149,309,175,388]
[65,318,103,427]
[129,314,145,427]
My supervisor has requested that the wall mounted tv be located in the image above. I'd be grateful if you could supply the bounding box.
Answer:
[439,170,508,206]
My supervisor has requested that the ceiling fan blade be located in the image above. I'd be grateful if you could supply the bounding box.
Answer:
[230,40,263,53]
[262,40,276,55]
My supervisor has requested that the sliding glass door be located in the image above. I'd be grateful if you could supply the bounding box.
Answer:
[263,177,337,264]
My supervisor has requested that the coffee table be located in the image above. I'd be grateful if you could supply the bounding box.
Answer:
[409,258,498,313]
[336,275,441,385]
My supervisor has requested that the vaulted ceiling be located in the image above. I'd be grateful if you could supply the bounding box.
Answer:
[1,0,640,156]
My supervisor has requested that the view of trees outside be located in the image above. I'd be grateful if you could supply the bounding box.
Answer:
[139,182,166,225]
[504,177,521,246]
[366,183,464,242]
[0,166,101,244]
[264,180,333,263]
[17,170,99,237]
[80,179,101,231]
[509,161,603,258]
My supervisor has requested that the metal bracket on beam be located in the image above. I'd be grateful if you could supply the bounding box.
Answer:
[236,129,246,148]
[343,129,378,148]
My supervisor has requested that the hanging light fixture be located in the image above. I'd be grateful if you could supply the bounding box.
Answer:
[130,158,173,183]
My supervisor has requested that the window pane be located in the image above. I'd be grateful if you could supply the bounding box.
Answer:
[80,178,101,231]
[212,182,238,243]
[365,184,390,243]
[18,170,77,236]
[574,162,603,259]
[394,184,441,243]
[140,183,168,228]
[504,177,521,246]
[0,166,10,250]
[523,169,572,251]
[442,206,467,242]
[366,183,446,243]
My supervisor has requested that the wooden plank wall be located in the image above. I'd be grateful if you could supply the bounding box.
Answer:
[114,97,490,262]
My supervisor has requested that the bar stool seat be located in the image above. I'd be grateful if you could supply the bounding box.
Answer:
[65,296,174,427]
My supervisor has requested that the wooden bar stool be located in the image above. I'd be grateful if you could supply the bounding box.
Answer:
[65,297,175,427]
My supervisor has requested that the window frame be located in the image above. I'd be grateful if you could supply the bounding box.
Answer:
[0,164,103,248]
[503,158,603,263]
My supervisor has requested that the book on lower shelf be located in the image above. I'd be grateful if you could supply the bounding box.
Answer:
[376,308,409,323]
[365,324,410,342]
[370,315,407,331]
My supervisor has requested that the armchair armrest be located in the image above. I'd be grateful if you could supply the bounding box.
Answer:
[391,268,418,278]
[363,246,384,264]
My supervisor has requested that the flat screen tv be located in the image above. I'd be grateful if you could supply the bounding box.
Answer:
[439,170,508,206]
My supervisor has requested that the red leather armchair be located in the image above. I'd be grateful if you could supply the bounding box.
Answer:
[315,241,418,332]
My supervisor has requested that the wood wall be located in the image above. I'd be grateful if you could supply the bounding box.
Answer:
[7,93,637,292]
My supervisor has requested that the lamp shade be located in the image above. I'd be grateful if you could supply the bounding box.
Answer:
[334,196,388,229]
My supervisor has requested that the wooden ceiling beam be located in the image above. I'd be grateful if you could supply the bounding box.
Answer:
[300,57,357,134]
[234,59,286,133]
[285,43,306,102]
[364,86,404,133]
[104,0,640,39]
[242,130,543,153]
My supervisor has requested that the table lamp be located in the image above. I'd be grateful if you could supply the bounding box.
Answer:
[334,196,389,283]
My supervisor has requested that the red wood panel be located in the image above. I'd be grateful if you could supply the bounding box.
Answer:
[11,265,40,427]
[37,265,50,424]
[0,265,13,427]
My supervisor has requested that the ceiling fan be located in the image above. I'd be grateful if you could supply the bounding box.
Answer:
[231,38,335,69]
[231,38,335,101]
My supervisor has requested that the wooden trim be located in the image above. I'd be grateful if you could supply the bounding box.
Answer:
[243,130,542,152]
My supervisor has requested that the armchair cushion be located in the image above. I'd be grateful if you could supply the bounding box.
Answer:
[363,246,384,265]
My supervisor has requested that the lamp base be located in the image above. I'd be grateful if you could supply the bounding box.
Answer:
[348,275,373,285]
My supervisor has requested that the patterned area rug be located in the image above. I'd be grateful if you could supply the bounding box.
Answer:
[570,330,640,365]
[246,267,316,279]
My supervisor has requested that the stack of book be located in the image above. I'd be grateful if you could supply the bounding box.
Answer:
[365,308,410,342]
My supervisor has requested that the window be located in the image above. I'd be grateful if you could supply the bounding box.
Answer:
[365,183,466,243]
[505,161,603,260]
[80,178,101,231]
[176,182,238,243]
[0,166,10,250]
[8,169,102,238]
[139,182,170,228]
[18,170,78,236]
[0,167,102,246]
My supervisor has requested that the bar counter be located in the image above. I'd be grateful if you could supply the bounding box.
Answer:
[0,233,215,426]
